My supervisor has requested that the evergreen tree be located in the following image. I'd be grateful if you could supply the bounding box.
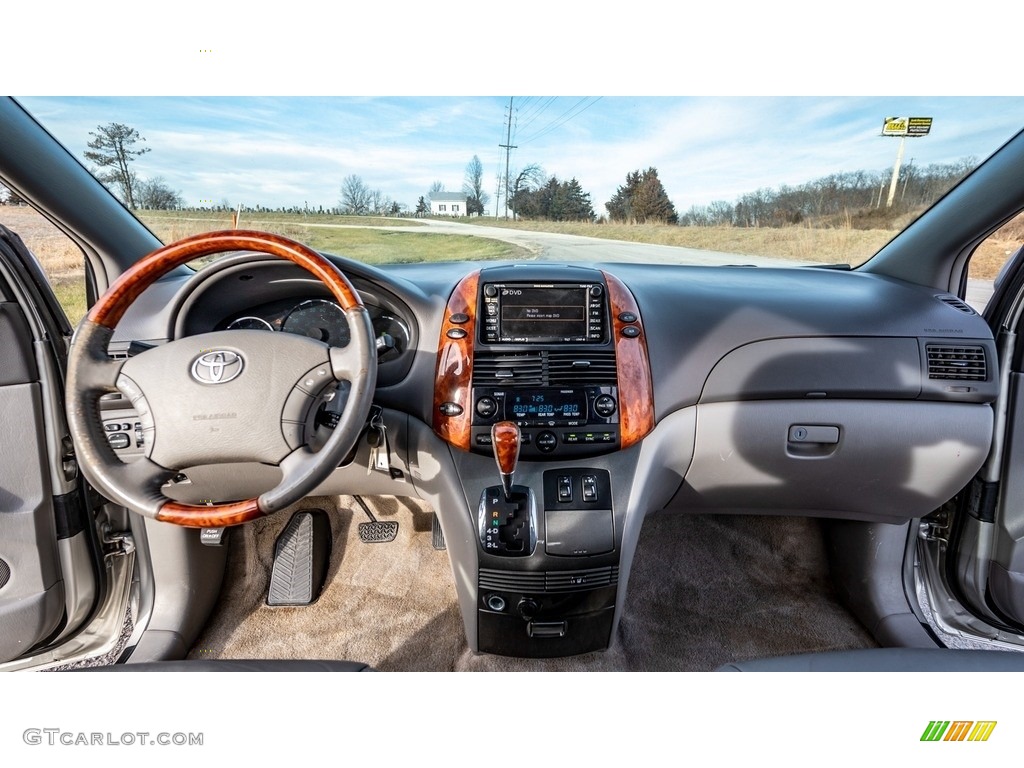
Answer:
[607,167,677,224]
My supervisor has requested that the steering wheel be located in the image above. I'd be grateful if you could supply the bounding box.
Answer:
[65,230,376,528]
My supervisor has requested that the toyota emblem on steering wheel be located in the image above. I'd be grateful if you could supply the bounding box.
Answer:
[191,350,244,384]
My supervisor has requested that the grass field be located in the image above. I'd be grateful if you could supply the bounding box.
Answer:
[1,205,1021,327]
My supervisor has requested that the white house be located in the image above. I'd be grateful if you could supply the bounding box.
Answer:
[430,192,467,217]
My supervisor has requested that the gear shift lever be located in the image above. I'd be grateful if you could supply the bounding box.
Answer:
[479,420,535,556]
[491,421,520,501]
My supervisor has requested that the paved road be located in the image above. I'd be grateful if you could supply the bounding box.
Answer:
[312,217,999,310]
[380,218,812,267]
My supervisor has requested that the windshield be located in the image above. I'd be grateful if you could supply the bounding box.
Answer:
[8,97,1024,277]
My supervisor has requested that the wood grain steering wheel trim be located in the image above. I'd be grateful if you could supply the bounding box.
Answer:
[88,230,361,329]
[88,230,363,528]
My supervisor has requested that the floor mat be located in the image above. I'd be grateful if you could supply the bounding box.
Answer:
[616,512,878,671]
[189,499,876,670]
[189,496,465,671]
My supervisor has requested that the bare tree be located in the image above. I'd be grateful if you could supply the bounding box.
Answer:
[135,176,184,210]
[427,180,445,202]
[509,164,545,220]
[463,155,489,216]
[84,123,150,208]
[339,175,371,214]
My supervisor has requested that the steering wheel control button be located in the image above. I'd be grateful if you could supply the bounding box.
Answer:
[594,394,617,417]
[620,325,641,338]
[617,311,638,323]
[439,402,464,417]
[295,364,333,396]
[449,312,469,325]
[536,430,558,453]
[446,327,468,340]
[107,432,130,450]
[190,349,244,384]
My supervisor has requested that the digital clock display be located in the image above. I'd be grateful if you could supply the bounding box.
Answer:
[508,390,586,421]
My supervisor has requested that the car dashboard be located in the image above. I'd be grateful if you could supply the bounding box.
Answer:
[98,250,998,657]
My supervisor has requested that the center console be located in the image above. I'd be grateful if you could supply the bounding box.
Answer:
[433,265,654,657]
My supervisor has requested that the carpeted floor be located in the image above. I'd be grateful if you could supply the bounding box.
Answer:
[188,497,876,671]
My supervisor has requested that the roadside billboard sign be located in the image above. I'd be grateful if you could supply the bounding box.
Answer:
[882,117,933,137]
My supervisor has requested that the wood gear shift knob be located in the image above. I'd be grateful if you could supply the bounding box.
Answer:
[491,420,520,500]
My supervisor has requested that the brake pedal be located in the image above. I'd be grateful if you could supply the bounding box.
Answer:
[354,495,398,544]
[267,510,331,606]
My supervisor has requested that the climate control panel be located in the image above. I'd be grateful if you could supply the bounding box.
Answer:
[469,386,619,458]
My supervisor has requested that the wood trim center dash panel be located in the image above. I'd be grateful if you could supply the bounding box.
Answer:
[602,271,655,448]
[433,271,479,450]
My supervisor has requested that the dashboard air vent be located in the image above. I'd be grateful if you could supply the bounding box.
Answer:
[547,350,617,385]
[926,344,987,381]
[473,350,617,386]
[478,566,619,593]
[473,352,545,386]
[936,295,976,315]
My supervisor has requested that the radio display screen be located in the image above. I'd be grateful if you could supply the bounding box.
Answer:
[499,285,588,342]
[508,390,586,422]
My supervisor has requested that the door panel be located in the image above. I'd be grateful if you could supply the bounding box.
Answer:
[0,224,96,664]
[0,302,64,660]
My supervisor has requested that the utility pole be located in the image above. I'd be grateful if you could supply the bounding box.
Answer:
[499,97,517,220]
[885,136,906,209]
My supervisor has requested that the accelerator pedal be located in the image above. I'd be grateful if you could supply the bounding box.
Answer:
[432,514,446,550]
[267,509,331,606]
[354,495,398,544]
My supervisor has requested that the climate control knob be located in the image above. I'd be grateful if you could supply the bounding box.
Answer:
[476,396,498,419]
[594,394,617,417]
[535,430,558,453]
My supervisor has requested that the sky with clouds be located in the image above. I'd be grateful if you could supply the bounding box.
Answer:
[7,4,1024,217]
[18,95,1024,216]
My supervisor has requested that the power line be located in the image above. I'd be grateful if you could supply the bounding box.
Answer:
[518,97,602,144]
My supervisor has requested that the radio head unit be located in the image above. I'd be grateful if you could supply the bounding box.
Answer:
[481,282,607,344]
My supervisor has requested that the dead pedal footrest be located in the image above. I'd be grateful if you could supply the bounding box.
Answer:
[267,509,331,606]
[432,513,446,550]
